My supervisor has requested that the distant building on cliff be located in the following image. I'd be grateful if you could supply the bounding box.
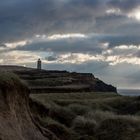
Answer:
[37,59,42,70]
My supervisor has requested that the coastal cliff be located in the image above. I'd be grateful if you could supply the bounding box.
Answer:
[0,65,117,93]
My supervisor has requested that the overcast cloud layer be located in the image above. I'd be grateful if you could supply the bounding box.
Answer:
[0,0,140,89]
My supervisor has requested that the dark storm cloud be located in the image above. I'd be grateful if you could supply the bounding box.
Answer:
[45,55,58,61]
[0,0,140,43]
[95,14,140,35]
[68,0,100,7]
[17,37,102,54]
[13,33,140,54]
[95,14,129,33]
[0,0,103,43]
[108,0,140,12]
[100,35,140,47]
[0,0,56,42]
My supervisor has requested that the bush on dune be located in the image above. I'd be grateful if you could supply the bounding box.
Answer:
[40,117,77,140]
[0,72,28,91]
[102,96,137,114]
[85,110,116,123]
[96,117,140,140]
[71,109,140,140]
[72,116,97,136]
[30,99,76,127]
[30,91,140,140]
[77,135,97,140]
[48,104,76,127]
[68,104,91,115]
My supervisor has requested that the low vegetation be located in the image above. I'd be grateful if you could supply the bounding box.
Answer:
[30,92,140,140]
[1,68,139,140]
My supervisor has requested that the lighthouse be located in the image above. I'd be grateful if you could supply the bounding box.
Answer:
[37,59,41,70]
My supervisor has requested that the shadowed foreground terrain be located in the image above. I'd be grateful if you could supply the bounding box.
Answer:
[31,92,140,140]
[0,73,50,140]
[0,69,140,140]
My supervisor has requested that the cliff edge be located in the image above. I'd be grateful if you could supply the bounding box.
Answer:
[0,65,117,93]
[0,72,49,140]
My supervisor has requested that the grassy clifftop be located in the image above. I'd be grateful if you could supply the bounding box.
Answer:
[0,65,117,93]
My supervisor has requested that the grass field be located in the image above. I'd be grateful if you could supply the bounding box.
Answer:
[30,92,140,140]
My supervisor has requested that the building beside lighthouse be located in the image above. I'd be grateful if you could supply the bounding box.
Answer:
[37,59,41,70]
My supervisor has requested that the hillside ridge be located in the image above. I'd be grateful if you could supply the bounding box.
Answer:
[0,65,117,93]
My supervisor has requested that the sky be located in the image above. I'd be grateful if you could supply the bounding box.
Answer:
[0,0,140,89]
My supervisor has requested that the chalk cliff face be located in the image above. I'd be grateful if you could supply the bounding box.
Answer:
[0,73,48,140]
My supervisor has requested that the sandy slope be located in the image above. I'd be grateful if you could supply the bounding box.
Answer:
[0,73,48,140]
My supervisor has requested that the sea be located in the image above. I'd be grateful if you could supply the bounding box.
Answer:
[118,89,140,96]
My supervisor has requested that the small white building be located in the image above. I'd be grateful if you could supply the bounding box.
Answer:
[37,59,41,70]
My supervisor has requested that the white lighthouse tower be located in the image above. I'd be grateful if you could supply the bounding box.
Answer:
[37,59,41,70]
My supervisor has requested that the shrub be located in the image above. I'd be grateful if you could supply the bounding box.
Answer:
[96,117,140,140]
[41,117,77,140]
[135,111,140,116]
[0,72,28,90]
[85,110,116,123]
[68,104,91,115]
[48,105,76,127]
[77,135,97,140]
[72,116,97,136]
